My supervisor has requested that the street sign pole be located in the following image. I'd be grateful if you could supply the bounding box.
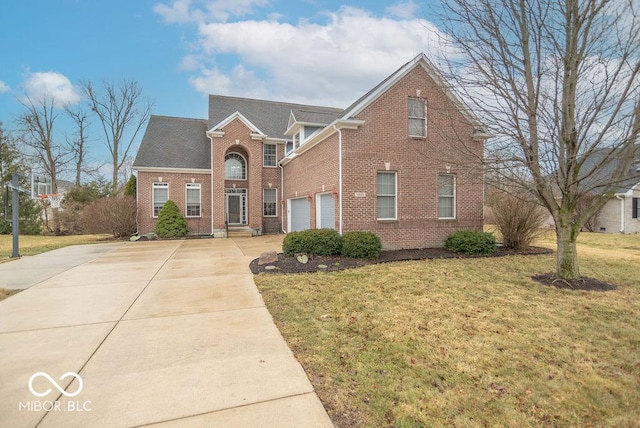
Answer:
[11,173,20,258]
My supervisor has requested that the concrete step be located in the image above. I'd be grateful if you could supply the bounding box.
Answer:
[227,227,253,238]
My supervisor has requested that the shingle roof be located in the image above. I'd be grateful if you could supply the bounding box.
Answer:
[133,116,210,169]
[577,145,640,194]
[208,96,342,139]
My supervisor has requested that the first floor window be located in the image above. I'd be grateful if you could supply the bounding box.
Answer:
[186,183,201,217]
[153,183,169,217]
[263,143,277,167]
[263,188,277,216]
[438,175,456,219]
[633,197,639,219]
[377,172,397,220]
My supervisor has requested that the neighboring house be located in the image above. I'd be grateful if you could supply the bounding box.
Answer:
[544,146,640,234]
[133,53,489,249]
[590,153,640,234]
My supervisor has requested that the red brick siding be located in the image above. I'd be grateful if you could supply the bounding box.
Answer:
[340,65,484,248]
[211,118,283,233]
[136,171,212,235]
[282,134,340,230]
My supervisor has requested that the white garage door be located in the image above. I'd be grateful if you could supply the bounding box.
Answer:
[289,197,311,232]
[317,193,335,229]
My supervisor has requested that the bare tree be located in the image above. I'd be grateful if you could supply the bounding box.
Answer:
[437,0,640,279]
[82,78,151,194]
[65,107,90,186]
[16,95,69,194]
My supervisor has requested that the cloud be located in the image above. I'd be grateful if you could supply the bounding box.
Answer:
[386,1,420,19]
[0,80,9,93]
[157,3,454,107]
[21,71,81,106]
[154,0,268,23]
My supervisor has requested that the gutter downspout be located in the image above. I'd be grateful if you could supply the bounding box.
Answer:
[209,136,215,236]
[333,124,343,235]
[279,162,286,234]
[616,195,625,233]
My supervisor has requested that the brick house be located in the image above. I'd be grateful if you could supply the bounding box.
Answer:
[133,53,489,249]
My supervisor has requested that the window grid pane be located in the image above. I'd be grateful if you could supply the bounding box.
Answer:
[153,183,168,217]
[225,153,246,179]
[186,184,201,217]
[263,188,277,216]
[438,175,455,218]
[263,144,277,167]
[408,98,426,137]
[377,172,397,219]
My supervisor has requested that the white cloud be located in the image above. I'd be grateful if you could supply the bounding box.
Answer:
[0,80,9,93]
[386,1,420,19]
[154,0,268,24]
[21,71,81,106]
[156,3,455,107]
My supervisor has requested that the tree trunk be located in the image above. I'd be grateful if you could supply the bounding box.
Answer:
[555,216,580,279]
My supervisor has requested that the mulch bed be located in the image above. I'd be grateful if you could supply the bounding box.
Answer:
[250,245,553,274]
[251,245,618,291]
[531,273,617,291]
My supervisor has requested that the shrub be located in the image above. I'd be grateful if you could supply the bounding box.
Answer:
[283,228,342,256]
[82,196,137,238]
[341,231,382,259]
[488,191,546,249]
[445,230,496,255]
[155,200,188,238]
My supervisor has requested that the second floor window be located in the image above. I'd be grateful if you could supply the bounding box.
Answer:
[225,153,246,180]
[263,143,277,167]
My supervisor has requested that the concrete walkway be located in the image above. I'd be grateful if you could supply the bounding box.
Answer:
[0,236,333,428]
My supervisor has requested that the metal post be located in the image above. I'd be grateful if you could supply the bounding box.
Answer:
[11,173,20,258]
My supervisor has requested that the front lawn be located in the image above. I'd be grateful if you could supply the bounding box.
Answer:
[254,232,640,427]
[0,234,112,263]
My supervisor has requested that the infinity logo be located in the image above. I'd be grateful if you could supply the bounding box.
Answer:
[28,372,83,398]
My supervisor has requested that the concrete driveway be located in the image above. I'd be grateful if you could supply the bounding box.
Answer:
[0,236,333,428]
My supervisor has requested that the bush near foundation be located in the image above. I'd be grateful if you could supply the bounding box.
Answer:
[283,228,342,256]
[82,196,136,238]
[445,230,496,255]
[341,231,382,259]
[155,200,188,238]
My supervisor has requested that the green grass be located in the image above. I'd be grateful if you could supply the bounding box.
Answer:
[255,232,640,427]
[0,234,112,263]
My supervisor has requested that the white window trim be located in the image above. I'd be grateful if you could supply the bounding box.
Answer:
[225,152,247,180]
[185,183,201,218]
[263,143,277,168]
[263,188,278,217]
[408,97,427,138]
[152,182,169,218]
[377,171,397,221]
[438,174,456,220]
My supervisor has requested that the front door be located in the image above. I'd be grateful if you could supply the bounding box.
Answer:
[226,189,247,225]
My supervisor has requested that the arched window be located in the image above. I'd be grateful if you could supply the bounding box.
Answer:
[225,153,246,180]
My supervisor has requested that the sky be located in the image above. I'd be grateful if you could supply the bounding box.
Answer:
[0,0,449,180]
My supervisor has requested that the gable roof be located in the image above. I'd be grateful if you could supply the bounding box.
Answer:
[577,144,640,195]
[340,53,489,137]
[208,95,342,140]
[133,115,210,170]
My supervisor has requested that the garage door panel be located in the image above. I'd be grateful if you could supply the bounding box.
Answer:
[289,198,310,232]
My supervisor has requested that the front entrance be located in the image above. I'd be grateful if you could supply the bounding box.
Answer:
[226,189,247,225]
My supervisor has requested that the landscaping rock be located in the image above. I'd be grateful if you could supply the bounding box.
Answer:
[264,265,277,270]
[296,254,309,264]
[258,250,278,265]
[318,264,328,269]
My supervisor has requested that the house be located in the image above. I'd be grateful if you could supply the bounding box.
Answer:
[587,150,640,233]
[133,53,489,249]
